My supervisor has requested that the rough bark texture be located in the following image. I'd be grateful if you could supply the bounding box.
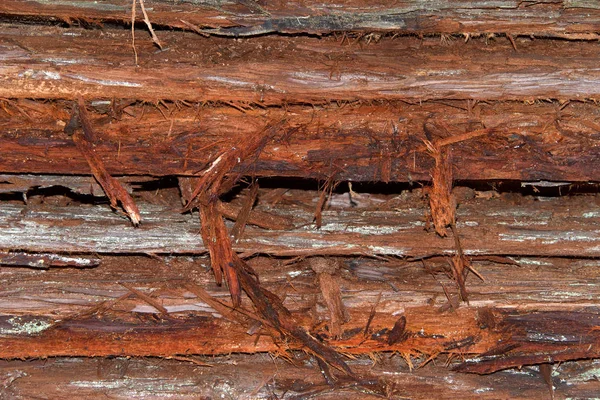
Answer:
[1,0,600,397]
[3,0,600,38]
[1,101,600,182]
[1,192,600,257]
[1,24,600,103]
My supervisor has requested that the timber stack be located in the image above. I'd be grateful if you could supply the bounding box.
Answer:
[1,1,600,398]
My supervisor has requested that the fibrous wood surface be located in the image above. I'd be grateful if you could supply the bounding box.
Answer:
[1,0,600,398]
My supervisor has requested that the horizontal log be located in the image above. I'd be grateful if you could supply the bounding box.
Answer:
[2,24,600,103]
[1,254,599,373]
[2,101,600,182]
[0,192,599,257]
[5,356,599,399]
[1,308,598,372]
[2,0,599,38]
[2,254,599,319]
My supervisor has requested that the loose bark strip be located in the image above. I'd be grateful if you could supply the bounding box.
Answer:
[199,201,241,307]
[67,99,141,226]
[318,272,349,338]
[539,363,555,400]
[310,258,349,338]
[130,0,138,65]
[3,0,600,38]
[136,0,162,50]
[425,141,455,238]
[425,121,486,302]
[231,181,259,243]
[182,123,276,212]
[179,177,293,231]
[3,27,600,103]
[231,254,355,377]
[185,126,276,306]
[424,135,471,300]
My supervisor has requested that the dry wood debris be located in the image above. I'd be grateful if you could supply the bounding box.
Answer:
[66,99,141,226]
[1,0,600,397]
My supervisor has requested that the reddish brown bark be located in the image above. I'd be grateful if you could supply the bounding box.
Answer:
[1,101,600,182]
[2,0,599,37]
[2,26,600,103]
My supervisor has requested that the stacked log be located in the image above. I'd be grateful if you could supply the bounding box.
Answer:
[1,1,600,397]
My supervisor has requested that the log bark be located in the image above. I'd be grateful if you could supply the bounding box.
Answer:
[1,101,600,182]
[1,253,599,374]
[2,0,599,38]
[3,356,599,399]
[2,0,600,394]
[1,24,600,103]
[0,193,599,257]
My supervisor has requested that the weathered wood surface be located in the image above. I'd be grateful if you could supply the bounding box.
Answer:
[2,100,600,182]
[1,253,599,373]
[3,254,599,320]
[0,193,600,257]
[4,356,599,399]
[2,24,600,103]
[2,0,599,38]
[2,1,600,394]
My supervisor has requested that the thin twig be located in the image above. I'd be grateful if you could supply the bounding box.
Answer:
[131,0,138,65]
[120,282,168,315]
[363,292,382,338]
[138,0,162,49]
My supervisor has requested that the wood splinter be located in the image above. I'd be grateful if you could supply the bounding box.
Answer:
[66,98,141,226]
[424,126,477,302]
[310,257,349,338]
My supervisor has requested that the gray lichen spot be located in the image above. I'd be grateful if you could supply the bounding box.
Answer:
[1,317,52,335]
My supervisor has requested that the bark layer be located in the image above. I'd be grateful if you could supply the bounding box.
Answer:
[1,25,600,102]
[2,0,600,37]
[1,101,600,182]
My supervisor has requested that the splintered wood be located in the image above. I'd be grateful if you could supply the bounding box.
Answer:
[67,99,140,226]
[425,141,455,238]
[232,255,355,377]
[2,1,600,396]
[424,137,471,301]
[178,123,354,375]
[310,257,349,338]
[183,126,276,307]
[199,201,241,306]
